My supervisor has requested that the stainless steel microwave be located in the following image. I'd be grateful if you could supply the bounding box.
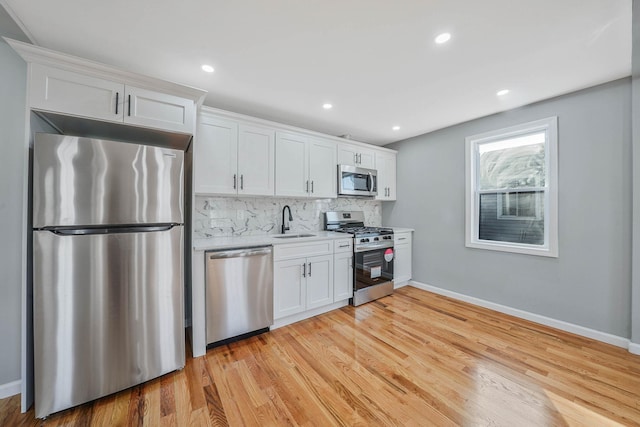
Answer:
[338,165,377,197]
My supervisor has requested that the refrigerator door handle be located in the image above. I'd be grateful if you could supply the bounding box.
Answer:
[42,224,178,236]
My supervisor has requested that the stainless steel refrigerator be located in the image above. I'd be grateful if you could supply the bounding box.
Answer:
[32,133,185,419]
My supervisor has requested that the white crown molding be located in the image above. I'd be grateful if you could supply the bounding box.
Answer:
[0,0,36,44]
[199,105,398,154]
[3,37,207,105]
[0,379,21,399]
[409,281,633,350]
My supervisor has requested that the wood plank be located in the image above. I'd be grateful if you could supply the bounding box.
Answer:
[2,287,639,426]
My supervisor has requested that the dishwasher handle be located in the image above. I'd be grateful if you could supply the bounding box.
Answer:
[208,246,272,259]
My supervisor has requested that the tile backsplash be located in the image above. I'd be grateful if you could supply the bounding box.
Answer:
[193,196,381,238]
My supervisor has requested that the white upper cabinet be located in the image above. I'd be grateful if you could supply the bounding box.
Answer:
[275,132,308,197]
[125,86,195,134]
[338,142,375,169]
[195,116,238,195]
[29,63,197,134]
[30,63,123,123]
[375,151,397,201]
[307,138,337,198]
[276,131,337,198]
[195,114,275,196]
[238,124,276,196]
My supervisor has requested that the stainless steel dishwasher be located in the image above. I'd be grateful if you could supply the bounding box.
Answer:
[205,246,273,346]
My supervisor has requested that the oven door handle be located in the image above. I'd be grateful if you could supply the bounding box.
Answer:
[355,243,394,252]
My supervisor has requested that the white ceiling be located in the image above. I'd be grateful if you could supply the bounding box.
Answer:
[1,0,632,145]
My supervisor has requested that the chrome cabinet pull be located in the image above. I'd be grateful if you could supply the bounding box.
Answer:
[115,92,119,114]
[128,94,131,116]
[302,263,306,277]
[339,244,349,248]
[354,153,357,164]
[306,180,309,193]
[240,174,244,190]
[233,174,237,189]
[308,262,311,276]
[311,180,314,193]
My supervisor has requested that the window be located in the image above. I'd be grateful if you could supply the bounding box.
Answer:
[465,117,558,257]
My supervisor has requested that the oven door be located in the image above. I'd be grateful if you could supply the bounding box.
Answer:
[338,165,377,197]
[354,246,394,290]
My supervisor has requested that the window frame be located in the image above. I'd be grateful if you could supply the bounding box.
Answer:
[465,117,558,257]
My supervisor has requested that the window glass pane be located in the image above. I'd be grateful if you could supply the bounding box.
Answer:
[478,132,545,190]
[479,191,545,245]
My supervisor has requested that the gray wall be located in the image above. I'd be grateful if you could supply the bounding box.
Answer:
[632,0,640,344]
[0,19,28,384]
[383,79,632,338]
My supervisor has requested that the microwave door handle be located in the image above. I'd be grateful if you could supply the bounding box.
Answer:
[367,172,373,192]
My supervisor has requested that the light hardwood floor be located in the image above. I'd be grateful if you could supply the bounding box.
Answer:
[2,286,640,426]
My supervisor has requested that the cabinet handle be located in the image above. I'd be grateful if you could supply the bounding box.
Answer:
[311,180,314,193]
[308,262,311,277]
[306,180,309,193]
[115,92,119,115]
[233,174,237,189]
[397,237,407,240]
[302,263,306,278]
[240,174,244,190]
[128,94,131,116]
[358,153,362,164]
[339,244,350,248]
[354,153,357,164]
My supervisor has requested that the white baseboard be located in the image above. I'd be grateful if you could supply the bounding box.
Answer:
[629,342,640,355]
[0,379,21,399]
[409,281,633,350]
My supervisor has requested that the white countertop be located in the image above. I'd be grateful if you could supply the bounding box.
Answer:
[193,231,349,251]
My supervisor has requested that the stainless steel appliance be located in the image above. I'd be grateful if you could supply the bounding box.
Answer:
[324,211,394,305]
[338,165,378,197]
[205,246,273,346]
[32,133,185,419]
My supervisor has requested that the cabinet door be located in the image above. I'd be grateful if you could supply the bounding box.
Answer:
[275,132,309,197]
[238,125,275,196]
[338,145,358,166]
[30,63,123,123]
[194,116,238,195]
[358,149,376,169]
[375,151,397,201]
[394,243,412,284]
[125,86,195,134]
[333,251,353,302]
[274,259,307,319]
[308,138,337,198]
[306,254,334,310]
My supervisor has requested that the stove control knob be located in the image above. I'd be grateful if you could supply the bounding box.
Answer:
[385,236,392,240]
[374,237,379,241]
[360,238,369,243]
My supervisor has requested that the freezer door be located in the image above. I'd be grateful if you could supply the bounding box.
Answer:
[33,226,184,419]
[33,133,183,228]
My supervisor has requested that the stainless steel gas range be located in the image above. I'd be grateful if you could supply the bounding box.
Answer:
[324,211,394,306]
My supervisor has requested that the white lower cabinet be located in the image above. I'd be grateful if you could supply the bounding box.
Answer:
[333,251,353,301]
[273,240,334,320]
[393,232,413,286]
[333,238,353,301]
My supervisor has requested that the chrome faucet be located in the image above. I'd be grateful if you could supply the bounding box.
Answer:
[281,205,293,234]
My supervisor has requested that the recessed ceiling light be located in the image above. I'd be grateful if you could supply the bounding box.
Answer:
[435,33,451,44]
[201,64,214,73]
[497,89,510,96]
[392,126,400,131]
[323,103,333,110]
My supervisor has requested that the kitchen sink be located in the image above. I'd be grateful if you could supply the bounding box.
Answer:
[273,233,316,239]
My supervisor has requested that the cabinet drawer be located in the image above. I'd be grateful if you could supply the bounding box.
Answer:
[273,240,333,261]
[334,238,353,253]
[394,232,412,244]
